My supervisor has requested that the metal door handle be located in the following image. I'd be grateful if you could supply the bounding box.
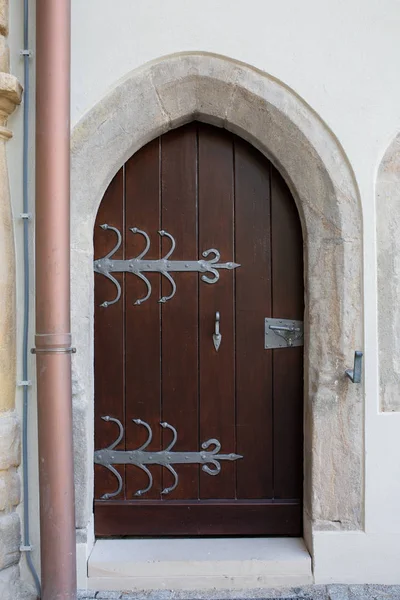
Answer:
[213,311,221,352]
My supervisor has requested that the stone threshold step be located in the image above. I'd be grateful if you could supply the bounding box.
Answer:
[87,538,312,592]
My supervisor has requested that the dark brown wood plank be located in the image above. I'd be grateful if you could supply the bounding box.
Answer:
[198,124,236,499]
[95,499,302,536]
[124,139,162,499]
[234,137,274,499]
[271,165,304,500]
[94,168,125,503]
[160,124,199,499]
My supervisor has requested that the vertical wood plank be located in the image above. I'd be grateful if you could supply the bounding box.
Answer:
[124,139,162,499]
[235,138,274,499]
[198,124,236,499]
[271,165,304,499]
[161,124,199,499]
[94,168,125,501]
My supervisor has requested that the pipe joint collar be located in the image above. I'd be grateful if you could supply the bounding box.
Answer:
[34,332,72,350]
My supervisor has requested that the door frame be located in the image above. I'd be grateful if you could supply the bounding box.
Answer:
[70,52,363,583]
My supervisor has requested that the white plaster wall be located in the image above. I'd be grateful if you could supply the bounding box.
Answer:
[4,0,400,587]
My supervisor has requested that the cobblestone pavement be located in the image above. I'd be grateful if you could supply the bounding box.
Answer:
[77,586,400,600]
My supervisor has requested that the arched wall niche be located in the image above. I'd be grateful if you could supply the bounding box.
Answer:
[70,52,363,552]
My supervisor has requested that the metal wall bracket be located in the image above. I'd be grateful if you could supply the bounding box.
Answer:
[94,225,240,307]
[264,317,304,349]
[95,416,243,499]
[345,351,363,383]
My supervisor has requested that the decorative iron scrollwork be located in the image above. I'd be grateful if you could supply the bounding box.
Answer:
[94,416,243,499]
[94,225,240,307]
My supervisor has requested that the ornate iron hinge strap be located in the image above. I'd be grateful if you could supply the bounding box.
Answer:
[94,416,243,499]
[94,225,240,307]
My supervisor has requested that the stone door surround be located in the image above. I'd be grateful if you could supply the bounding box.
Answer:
[70,52,363,553]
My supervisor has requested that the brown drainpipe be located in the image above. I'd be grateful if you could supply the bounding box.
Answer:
[35,1,77,598]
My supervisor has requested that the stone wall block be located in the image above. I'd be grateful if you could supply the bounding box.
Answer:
[0,512,20,571]
[0,72,23,112]
[0,414,20,471]
[0,37,9,73]
[0,468,20,511]
[0,0,8,37]
[0,566,37,600]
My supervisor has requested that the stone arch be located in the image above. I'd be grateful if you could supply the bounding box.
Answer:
[376,132,400,412]
[70,52,363,552]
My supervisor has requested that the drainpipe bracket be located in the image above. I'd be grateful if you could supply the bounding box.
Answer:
[31,347,76,354]
[20,50,33,57]
[17,380,32,387]
[20,545,33,552]
[20,212,32,220]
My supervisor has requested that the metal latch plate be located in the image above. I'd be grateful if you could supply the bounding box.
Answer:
[264,317,304,349]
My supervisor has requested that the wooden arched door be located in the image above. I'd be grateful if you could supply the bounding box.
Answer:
[94,122,304,536]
